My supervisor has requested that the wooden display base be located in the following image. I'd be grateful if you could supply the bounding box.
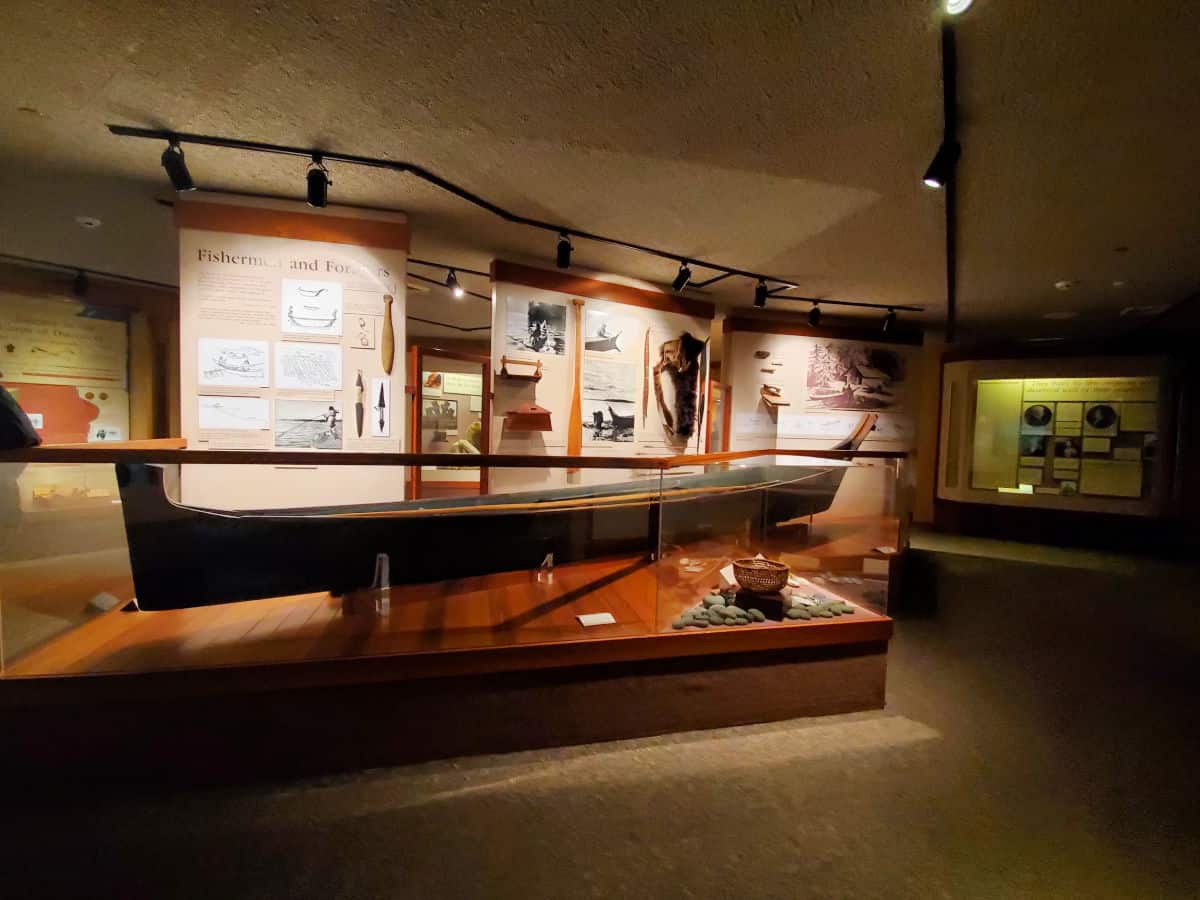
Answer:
[0,643,887,782]
[0,526,896,780]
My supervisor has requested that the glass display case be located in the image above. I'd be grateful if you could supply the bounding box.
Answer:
[939,357,1173,515]
[0,448,906,678]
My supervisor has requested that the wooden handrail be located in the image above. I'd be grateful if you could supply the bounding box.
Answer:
[0,444,907,467]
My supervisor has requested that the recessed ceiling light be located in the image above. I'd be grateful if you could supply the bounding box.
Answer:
[1053,280,1077,291]
[944,0,974,14]
[74,215,102,229]
[1112,280,1126,288]
[1042,311,1078,320]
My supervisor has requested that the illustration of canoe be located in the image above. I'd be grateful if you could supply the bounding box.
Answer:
[585,331,622,352]
[114,415,878,610]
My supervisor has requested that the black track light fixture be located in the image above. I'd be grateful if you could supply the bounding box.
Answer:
[883,307,897,332]
[671,261,693,294]
[753,279,769,308]
[160,140,195,192]
[445,269,464,298]
[808,303,821,327]
[556,231,572,269]
[306,154,330,208]
[922,139,961,190]
[72,270,89,298]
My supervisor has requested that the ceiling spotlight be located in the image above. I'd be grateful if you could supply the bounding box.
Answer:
[882,308,897,332]
[306,155,330,208]
[922,140,961,189]
[556,231,572,269]
[944,0,975,14]
[671,261,693,294]
[445,269,465,298]
[160,140,195,192]
[808,303,821,327]
[753,279,769,308]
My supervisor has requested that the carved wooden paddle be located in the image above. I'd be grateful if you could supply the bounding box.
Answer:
[380,294,395,374]
[567,298,585,469]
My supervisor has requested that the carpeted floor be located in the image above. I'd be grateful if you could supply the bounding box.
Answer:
[2,538,1197,899]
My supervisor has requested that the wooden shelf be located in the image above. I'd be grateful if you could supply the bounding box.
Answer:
[496,355,543,382]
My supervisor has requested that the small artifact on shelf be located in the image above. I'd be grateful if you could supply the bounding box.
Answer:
[753,349,770,359]
[504,403,553,432]
[497,355,543,382]
[760,385,790,409]
[732,557,790,593]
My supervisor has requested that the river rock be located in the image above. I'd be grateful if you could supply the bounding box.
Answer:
[749,609,765,622]
[702,594,726,608]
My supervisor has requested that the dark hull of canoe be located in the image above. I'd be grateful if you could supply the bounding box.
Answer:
[115,463,849,610]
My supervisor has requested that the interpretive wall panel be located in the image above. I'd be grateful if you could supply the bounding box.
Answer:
[177,194,408,509]
[0,291,130,445]
[722,320,923,453]
[489,262,714,490]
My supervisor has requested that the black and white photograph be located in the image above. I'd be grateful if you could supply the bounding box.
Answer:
[1021,403,1054,434]
[1084,402,1119,437]
[1053,437,1081,459]
[1019,435,1048,457]
[583,399,635,442]
[422,398,458,433]
[805,341,905,411]
[582,356,637,443]
[584,305,636,354]
[273,399,342,449]
[504,297,567,356]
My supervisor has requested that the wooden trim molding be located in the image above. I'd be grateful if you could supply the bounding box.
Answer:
[0,446,908,466]
[724,314,924,347]
[492,260,715,320]
[0,625,892,705]
[176,199,410,251]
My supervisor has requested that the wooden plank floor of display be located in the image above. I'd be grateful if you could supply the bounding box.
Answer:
[1,519,895,688]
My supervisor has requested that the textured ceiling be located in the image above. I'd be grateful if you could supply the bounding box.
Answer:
[1,0,1197,339]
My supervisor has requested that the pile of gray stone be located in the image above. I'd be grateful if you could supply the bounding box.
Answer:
[671,588,856,630]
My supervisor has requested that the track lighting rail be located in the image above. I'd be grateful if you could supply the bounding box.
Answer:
[107,123,923,314]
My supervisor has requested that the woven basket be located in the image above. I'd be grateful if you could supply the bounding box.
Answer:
[731,558,789,593]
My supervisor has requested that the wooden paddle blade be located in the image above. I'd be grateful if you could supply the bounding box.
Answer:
[381,295,395,374]
[567,299,585,465]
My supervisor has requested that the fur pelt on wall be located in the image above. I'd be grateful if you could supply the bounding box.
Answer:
[653,331,706,440]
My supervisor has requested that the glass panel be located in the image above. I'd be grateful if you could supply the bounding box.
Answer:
[1,458,668,675]
[0,462,134,671]
[970,376,1159,499]
[0,451,900,678]
[656,455,898,631]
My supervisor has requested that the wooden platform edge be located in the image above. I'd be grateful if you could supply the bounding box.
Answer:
[0,615,893,707]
